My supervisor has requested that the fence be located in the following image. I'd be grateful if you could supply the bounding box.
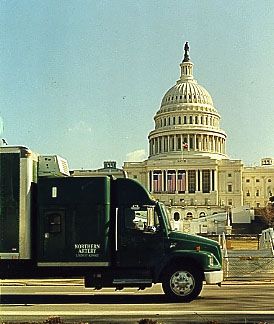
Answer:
[202,231,274,280]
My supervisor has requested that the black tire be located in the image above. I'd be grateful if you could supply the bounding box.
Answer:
[162,264,203,302]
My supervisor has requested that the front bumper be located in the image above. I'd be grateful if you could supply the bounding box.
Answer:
[204,270,223,284]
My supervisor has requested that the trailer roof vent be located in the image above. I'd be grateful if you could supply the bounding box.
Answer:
[38,155,70,177]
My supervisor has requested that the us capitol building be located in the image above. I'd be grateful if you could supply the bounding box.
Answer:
[2,43,274,226]
[123,42,274,221]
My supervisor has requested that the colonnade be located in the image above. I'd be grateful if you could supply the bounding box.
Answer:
[149,134,226,156]
[148,169,216,194]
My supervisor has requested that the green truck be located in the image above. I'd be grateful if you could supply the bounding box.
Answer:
[0,146,223,302]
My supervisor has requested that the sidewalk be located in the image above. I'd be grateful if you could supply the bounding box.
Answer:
[222,279,274,285]
[0,279,84,286]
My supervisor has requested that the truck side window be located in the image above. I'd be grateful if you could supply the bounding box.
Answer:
[124,208,145,231]
[124,206,160,233]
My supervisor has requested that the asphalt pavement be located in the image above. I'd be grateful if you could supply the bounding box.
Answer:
[1,280,274,323]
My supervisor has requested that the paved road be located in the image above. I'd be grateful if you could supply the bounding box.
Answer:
[1,280,274,323]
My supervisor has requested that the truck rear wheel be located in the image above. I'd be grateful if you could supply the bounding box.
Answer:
[162,265,203,302]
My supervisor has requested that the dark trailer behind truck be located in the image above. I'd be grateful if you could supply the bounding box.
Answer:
[0,146,223,302]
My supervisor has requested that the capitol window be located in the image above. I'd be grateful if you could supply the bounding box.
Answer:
[188,170,196,193]
[177,137,181,150]
[189,136,194,149]
[173,212,180,221]
[202,170,210,193]
[185,212,193,220]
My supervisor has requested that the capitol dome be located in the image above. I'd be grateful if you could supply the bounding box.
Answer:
[160,42,214,110]
[161,79,213,108]
[148,42,227,160]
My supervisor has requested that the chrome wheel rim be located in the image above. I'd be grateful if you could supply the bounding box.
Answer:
[170,270,195,296]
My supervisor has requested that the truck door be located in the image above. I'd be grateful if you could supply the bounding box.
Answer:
[116,205,164,267]
[42,209,66,261]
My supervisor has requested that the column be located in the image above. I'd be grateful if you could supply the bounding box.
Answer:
[211,170,215,192]
[199,169,203,192]
[198,135,202,151]
[196,170,199,191]
[185,170,189,193]
[173,135,176,151]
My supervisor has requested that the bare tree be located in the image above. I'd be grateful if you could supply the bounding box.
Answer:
[260,202,274,227]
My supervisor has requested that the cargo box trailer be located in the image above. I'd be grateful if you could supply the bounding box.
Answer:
[0,146,223,302]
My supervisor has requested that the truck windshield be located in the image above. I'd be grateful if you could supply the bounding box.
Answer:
[158,202,172,232]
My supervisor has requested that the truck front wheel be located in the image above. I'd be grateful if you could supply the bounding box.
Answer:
[162,265,203,302]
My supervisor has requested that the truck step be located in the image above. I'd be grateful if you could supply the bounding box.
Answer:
[113,278,152,285]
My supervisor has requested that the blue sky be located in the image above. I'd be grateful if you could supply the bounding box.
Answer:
[1,0,274,169]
